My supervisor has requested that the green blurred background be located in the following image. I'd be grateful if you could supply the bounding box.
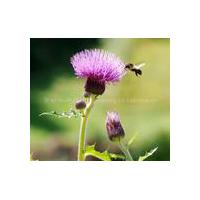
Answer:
[30,38,170,161]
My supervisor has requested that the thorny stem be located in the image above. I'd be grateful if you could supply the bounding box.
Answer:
[118,139,133,161]
[77,95,96,161]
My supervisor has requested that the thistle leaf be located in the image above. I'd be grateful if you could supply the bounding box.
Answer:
[85,145,111,161]
[85,145,126,161]
[39,109,82,119]
[138,147,158,161]
[109,153,126,161]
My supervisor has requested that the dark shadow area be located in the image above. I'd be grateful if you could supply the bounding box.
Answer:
[30,38,100,130]
[31,38,99,90]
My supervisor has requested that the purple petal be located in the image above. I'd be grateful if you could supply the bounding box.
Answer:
[71,49,126,83]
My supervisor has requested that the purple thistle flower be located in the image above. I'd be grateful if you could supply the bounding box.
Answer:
[71,49,125,95]
[106,112,125,141]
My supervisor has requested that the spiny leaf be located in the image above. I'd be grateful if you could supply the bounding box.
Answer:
[138,147,158,161]
[39,109,82,119]
[85,145,126,161]
[109,153,126,161]
[85,145,111,161]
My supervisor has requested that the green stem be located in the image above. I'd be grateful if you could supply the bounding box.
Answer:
[77,116,87,161]
[77,95,96,161]
[118,140,133,161]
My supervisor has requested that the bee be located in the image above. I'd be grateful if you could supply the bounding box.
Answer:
[125,62,145,77]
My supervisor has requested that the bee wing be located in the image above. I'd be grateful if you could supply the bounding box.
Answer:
[134,62,146,69]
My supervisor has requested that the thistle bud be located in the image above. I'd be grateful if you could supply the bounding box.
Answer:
[106,112,125,141]
[75,99,86,110]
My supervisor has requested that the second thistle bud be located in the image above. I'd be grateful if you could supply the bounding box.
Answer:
[106,112,125,141]
[75,99,86,110]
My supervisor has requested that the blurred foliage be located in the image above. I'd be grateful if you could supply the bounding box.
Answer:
[30,38,170,161]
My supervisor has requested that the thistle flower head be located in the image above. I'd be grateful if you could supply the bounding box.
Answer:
[106,112,125,141]
[71,49,125,95]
